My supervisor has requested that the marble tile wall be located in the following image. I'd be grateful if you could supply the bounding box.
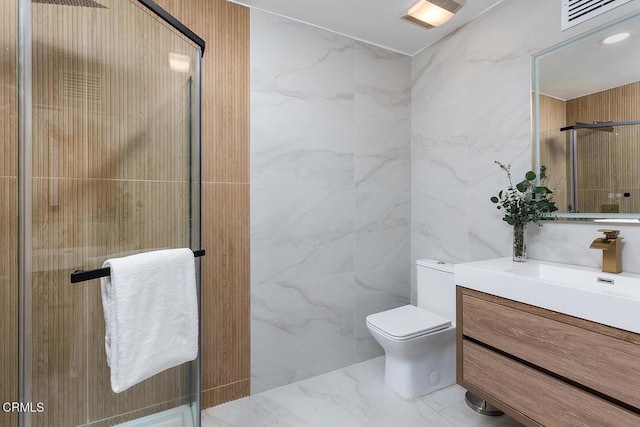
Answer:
[250,10,411,393]
[411,0,640,301]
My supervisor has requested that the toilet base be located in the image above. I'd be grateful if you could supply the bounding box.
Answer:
[464,391,504,416]
[379,327,456,399]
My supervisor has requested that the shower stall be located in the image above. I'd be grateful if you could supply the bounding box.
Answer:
[540,120,640,214]
[3,0,204,425]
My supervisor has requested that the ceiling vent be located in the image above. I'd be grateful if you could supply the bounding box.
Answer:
[562,0,632,30]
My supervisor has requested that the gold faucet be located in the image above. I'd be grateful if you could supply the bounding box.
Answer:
[590,229,623,273]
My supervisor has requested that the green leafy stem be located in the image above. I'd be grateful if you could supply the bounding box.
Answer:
[490,161,558,226]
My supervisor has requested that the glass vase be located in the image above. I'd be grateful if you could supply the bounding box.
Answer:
[513,223,527,262]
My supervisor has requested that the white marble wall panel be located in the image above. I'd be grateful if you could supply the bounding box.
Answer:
[355,191,410,272]
[354,191,411,358]
[251,9,411,394]
[411,0,640,300]
[251,187,354,284]
[467,186,513,261]
[251,273,356,394]
[412,132,470,192]
[352,41,412,359]
[251,11,354,191]
[354,42,411,192]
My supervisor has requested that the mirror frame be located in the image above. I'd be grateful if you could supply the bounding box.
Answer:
[532,10,640,224]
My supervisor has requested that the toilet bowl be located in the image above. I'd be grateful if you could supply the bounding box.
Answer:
[366,259,456,399]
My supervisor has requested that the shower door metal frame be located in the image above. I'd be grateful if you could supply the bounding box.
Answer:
[17,1,205,426]
[138,0,205,54]
[559,120,640,214]
[17,2,33,427]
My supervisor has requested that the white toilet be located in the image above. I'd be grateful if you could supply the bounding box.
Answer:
[366,259,456,399]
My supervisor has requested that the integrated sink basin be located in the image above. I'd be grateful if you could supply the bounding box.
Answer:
[455,258,640,335]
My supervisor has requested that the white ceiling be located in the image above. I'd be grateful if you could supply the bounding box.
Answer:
[539,15,640,100]
[228,0,505,56]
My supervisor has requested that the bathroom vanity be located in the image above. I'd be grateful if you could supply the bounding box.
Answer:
[455,258,640,426]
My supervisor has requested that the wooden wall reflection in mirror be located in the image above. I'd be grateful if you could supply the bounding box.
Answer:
[533,11,640,221]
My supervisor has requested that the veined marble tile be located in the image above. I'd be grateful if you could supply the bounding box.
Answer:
[528,222,640,272]
[354,42,410,91]
[420,384,466,413]
[354,108,410,192]
[251,10,354,97]
[411,189,469,264]
[466,135,531,191]
[412,132,470,191]
[411,188,468,303]
[355,191,410,272]
[251,272,355,394]
[250,91,355,191]
[251,188,354,284]
[439,401,523,427]
[204,358,525,427]
[202,384,325,427]
[295,359,453,427]
[354,42,411,192]
[465,0,558,62]
[464,65,532,190]
[249,8,415,398]
[468,186,513,261]
[411,29,469,111]
[251,9,355,191]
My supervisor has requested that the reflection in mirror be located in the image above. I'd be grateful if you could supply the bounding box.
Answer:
[533,11,640,220]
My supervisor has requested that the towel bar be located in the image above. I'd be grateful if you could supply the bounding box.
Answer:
[70,249,206,283]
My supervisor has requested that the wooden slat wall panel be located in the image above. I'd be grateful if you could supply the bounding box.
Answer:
[155,0,251,409]
[201,183,250,399]
[30,177,89,426]
[565,81,640,213]
[201,380,251,408]
[0,178,17,427]
[0,0,18,425]
[179,0,250,184]
[1,0,17,178]
[539,94,566,133]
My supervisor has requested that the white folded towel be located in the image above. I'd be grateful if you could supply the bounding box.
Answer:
[100,248,198,393]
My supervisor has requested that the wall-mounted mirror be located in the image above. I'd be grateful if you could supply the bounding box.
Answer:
[533,11,640,222]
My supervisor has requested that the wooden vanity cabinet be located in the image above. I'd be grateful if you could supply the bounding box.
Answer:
[456,286,640,427]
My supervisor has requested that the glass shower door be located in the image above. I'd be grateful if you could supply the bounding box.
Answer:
[19,0,202,425]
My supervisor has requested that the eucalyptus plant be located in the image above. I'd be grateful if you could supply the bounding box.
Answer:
[490,161,558,226]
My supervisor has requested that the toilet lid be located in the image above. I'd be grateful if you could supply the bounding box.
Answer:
[366,305,451,341]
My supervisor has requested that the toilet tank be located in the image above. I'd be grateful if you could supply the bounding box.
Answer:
[416,259,455,321]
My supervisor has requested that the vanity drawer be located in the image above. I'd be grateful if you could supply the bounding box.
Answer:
[461,292,640,410]
[463,340,640,427]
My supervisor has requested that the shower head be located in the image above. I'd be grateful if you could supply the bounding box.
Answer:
[32,0,106,8]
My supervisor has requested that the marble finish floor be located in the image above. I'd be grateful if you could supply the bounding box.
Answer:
[202,357,523,426]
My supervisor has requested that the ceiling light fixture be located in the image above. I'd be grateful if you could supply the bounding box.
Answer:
[602,32,631,44]
[402,0,465,29]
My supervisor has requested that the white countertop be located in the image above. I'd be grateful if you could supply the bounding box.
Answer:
[455,258,640,335]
